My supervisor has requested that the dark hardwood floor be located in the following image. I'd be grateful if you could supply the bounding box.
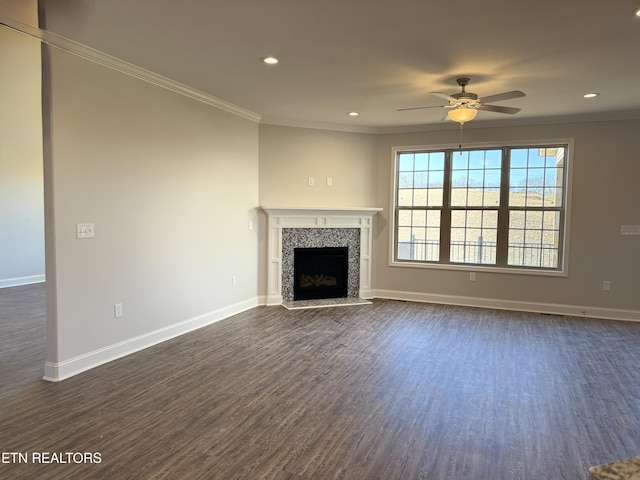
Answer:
[2,284,640,479]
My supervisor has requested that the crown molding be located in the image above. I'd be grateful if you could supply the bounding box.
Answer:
[260,116,379,134]
[0,15,262,123]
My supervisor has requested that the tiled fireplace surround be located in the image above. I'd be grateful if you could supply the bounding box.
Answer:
[261,208,382,305]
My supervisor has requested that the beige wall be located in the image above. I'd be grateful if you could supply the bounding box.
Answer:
[0,17,45,286]
[258,124,378,208]
[375,120,640,314]
[43,45,259,374]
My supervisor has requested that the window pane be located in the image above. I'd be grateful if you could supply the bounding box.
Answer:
[415,153,429,171]
[399,154,414,171]
[450,150,501,208]
[430,169,444,185]
[410,189,425,206]
[483,210,499,228]
[398,189,413,206]
[509,228,525,244]
[527,168,545,187]
[451,188,468,206]
[467,210,482,228]
[484,188,500,207]
[452,151,469,170]
[485,169,501,188]
[508,207,559,269]
[509,187,525,206]
[451,210,466,228]
[429,152,445,171]
[527,211,543,227]
[398,210,412,226]
[414,171,428,188]
[543,187,558,207]
[449,209,497,265]
[510,149,528,168]
[398,227,412,241]
[428,188,443,207]
[451,170,468,187]
[485,149,502,169]
[543,211,560,230]
[524,189,543,207]
[469,150,486,169]
[412,210,426,226]
[397,151,446,209]
[399,172,413,188]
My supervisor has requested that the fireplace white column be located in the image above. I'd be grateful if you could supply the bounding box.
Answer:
[261,207,382,306]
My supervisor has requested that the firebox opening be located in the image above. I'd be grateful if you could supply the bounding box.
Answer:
[293,247,348,301]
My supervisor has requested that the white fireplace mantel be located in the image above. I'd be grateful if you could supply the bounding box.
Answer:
[260,207,382,305]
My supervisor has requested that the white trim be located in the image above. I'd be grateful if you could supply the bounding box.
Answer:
[374,289,640,323]
[260,117,379,135]
[42,296,260,382]
[388,261,568,277]
[0,274,46,289]
[0,17,261,123]
[260,207,382,305]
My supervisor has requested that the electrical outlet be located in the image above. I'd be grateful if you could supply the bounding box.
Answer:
[603,280,611,291]
[469,272,476,281]
[114,303,123,318]
[308,176,315,186]
[326,177,333,187]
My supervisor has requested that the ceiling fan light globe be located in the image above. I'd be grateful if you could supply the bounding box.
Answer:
[448,107,478,124]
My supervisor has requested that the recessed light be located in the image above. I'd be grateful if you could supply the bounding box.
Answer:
[347,111,359,117]
[263,57,279,65]
[635,8,640,17]
[583,93,599,98]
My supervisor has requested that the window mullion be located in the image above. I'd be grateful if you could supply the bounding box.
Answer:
[440,151,452,263]
[496,147,510,266]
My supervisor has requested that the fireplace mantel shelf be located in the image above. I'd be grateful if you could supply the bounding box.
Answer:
[260,207,383,216]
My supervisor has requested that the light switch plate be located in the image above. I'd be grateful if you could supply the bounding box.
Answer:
[76,223,95,239]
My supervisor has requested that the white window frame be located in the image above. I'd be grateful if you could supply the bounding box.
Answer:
[389,139,573,277]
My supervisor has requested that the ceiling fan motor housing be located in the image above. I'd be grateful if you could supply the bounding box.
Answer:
[452,77,478,104]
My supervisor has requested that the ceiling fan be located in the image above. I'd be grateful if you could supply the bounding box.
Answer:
[398,77,525,124]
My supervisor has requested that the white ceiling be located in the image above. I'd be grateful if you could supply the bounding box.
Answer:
[34,0,640,131]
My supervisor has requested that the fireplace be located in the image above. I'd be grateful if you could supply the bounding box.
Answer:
[294,247,348,300]
[260,207,382,305]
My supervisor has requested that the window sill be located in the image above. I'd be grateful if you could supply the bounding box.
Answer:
[389,259,568,277]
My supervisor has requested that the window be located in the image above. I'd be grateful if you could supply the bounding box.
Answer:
[393,143,569,273]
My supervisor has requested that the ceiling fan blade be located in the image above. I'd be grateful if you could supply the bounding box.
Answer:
[478,90,525,103]
[397,105,445,112]
[477,104,521,114]
[430,92,456,102]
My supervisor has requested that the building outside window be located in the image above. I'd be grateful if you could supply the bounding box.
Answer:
[393,143,569,273]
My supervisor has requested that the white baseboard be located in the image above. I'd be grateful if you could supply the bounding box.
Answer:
[373,289,640,323]
[43,296,261,382]
[0,275,46,289]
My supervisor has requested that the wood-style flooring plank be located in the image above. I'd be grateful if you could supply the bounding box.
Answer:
[2,286,640,479]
